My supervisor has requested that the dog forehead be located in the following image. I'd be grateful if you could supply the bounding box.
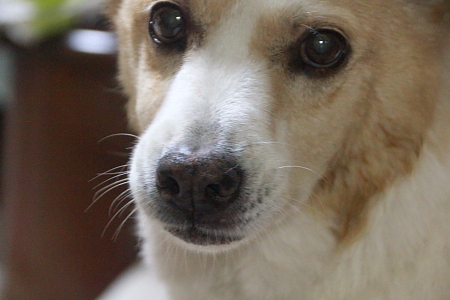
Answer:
[128,0,370,43]
[187,0,366,51]
[188,0,319,23]
[188,0,239,25]
[148,0,338,26]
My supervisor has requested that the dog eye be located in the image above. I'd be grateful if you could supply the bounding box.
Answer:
[300,29,348,69]
[149,2,186,44]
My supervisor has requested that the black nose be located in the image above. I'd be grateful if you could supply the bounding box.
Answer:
[155,151,242,214]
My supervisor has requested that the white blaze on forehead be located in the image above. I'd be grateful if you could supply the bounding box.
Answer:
[147,0,271,139]
[143,0,360,145]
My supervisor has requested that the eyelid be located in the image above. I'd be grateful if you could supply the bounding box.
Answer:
[298,23,348,41]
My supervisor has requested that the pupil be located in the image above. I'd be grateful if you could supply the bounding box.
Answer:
[150,4,186,45]
[313,33,331,54]
[164,10,182,32]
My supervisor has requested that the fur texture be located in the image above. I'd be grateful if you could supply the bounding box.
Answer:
[104,0,450,299]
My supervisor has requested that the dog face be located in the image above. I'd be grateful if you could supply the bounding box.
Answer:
[111,0,448,249]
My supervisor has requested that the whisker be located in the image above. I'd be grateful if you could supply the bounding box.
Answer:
[112,207,137,242]
[93,178,129,200]
[225,164,240,174]
[109,189,134,216]
[249,141,301,150]
[98,133,139,144]
[93,172,128,190]
[103,200,136,239]
[104,151,132,158]
[276,165,321,177]
[90,164,129,182]
[87,179,129,212]
[283,192,332,223]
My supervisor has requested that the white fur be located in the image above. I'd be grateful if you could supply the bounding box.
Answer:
[99,0,450,299]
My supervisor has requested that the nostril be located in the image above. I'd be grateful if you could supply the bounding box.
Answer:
[205,173,241,199]
[220,174,240,196]
[205,184,221,198]
[157,174,180,199]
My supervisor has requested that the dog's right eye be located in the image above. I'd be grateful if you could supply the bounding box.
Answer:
[149,2,186,45]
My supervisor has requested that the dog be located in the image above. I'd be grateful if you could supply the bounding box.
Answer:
[101,0,450,299]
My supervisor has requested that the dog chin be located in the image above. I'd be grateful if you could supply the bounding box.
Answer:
[163,225,247,253]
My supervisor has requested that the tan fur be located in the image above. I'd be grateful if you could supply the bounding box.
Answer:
[110,0,449,240]
[109,0,240,131]
[249,0,445,241]
[104,0,450,299]
[112,0,448,238]
[190,0,238,30]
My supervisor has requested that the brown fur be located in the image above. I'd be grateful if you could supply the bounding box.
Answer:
[108,0,239,131]
[110,0,449,242]
[249,0,445,242]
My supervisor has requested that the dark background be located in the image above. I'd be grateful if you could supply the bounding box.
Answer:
[0,28,138,300]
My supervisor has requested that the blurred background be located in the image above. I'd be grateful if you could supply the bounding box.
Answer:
[0,0,138,299]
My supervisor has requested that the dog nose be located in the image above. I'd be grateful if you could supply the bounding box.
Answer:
[156,152,243,213]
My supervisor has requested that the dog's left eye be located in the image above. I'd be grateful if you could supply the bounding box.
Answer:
[301,29,349,69]
[149,2,186,44]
